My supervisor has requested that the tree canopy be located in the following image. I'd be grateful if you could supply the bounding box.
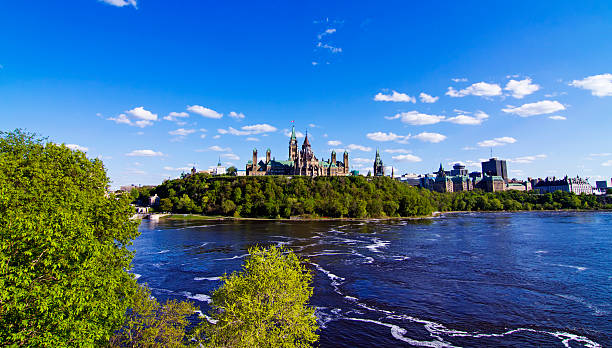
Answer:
[135,174,609,219]
[198,246,318,348]
[0,130,140,345]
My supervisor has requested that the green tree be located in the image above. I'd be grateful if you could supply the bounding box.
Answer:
[221,199,237,215]
[110,285,197,347]
[0,130,140,346]
[159,197,174,212]
[198,246,318,348]
[226,166,237,176]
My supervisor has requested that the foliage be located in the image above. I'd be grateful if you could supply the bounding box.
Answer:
[430,188,604,212]
[149,174,436,218]
[197,246,318,348]
[146,174,606,219]
[0,130,140,345]
[110,285,198,347]
[226,166,237,176]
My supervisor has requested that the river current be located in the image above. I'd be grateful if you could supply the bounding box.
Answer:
[131,211,611,347]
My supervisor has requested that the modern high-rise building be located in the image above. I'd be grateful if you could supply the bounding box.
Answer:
[481,158,508,181]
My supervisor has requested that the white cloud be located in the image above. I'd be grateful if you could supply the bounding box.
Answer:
[384,149,410,154]
[477,136,517,147]
[108,113,153,128]
[327,140,342,146]
[385,111,445,125]
[213,135,221,139]
[317,28,337,40]
[446,111,489,125]
[366,132,410,143]
[502,100,565,117]
[347,144,372,152]
[169,128,196,136]
[108,106,158,128]
[452,78,468,82]
[163,111,189,121]
[570,73,612,97]
[209,145,231,152]
[246,137,259,142]
[392,154,422,162]
[374,91,416,103]
[108,114,132,125]
[241,124,277,134]
[504,78,540,99]
[602,159,612,167]
[228,111,245,119]
[65,144,88,152]
[412,132,447,143]
[222,153,240,161]
[126,149,164,157]
[220,124,278,136]
[508,154,546,164]
[462,146,477,150]
[548,115,567,121]
[126,106,157,121]
[317,42,342,53]
[99,0,137,8]
[187,105,223,119]
[352,157,372,164]
[419,92,438,103]
[589,153,611,157]
[446,82,502,97]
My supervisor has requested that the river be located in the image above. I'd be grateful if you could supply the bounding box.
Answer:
[131,211,611,347]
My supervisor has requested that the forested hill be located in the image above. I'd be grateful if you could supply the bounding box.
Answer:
[132,174,610,219]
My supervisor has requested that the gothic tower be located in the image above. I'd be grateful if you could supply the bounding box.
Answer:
[343,150,349,174]
[331,150,337,164]
[374,149,384,177]
[252,148,258,169]
[266,148,271,163]
[288,125,298,161]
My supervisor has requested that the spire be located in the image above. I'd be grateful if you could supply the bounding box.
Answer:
[290,124,296,141]
[218,156,222,166]
[303,130,310,146]
[439,163,443,172]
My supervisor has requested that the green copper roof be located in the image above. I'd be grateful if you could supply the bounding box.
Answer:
[290,125,296,140]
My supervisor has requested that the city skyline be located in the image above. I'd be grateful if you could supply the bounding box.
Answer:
[2,1,612,188]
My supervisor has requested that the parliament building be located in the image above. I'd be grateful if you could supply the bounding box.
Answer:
[246,126,349,177]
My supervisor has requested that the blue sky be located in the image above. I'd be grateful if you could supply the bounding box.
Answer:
[1,0,611,188]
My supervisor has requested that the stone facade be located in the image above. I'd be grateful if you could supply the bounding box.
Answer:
[534,176,593,194]
[246,126,349,177]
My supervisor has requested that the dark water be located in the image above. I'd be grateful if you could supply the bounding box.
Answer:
[131,212,612,347]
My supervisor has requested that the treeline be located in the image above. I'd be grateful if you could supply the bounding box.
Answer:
[133,174,611,218]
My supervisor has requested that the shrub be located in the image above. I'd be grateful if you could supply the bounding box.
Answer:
[197,246,318,347]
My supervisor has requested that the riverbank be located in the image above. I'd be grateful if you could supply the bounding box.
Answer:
[158,209,610,222]
[160,213,437,222]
